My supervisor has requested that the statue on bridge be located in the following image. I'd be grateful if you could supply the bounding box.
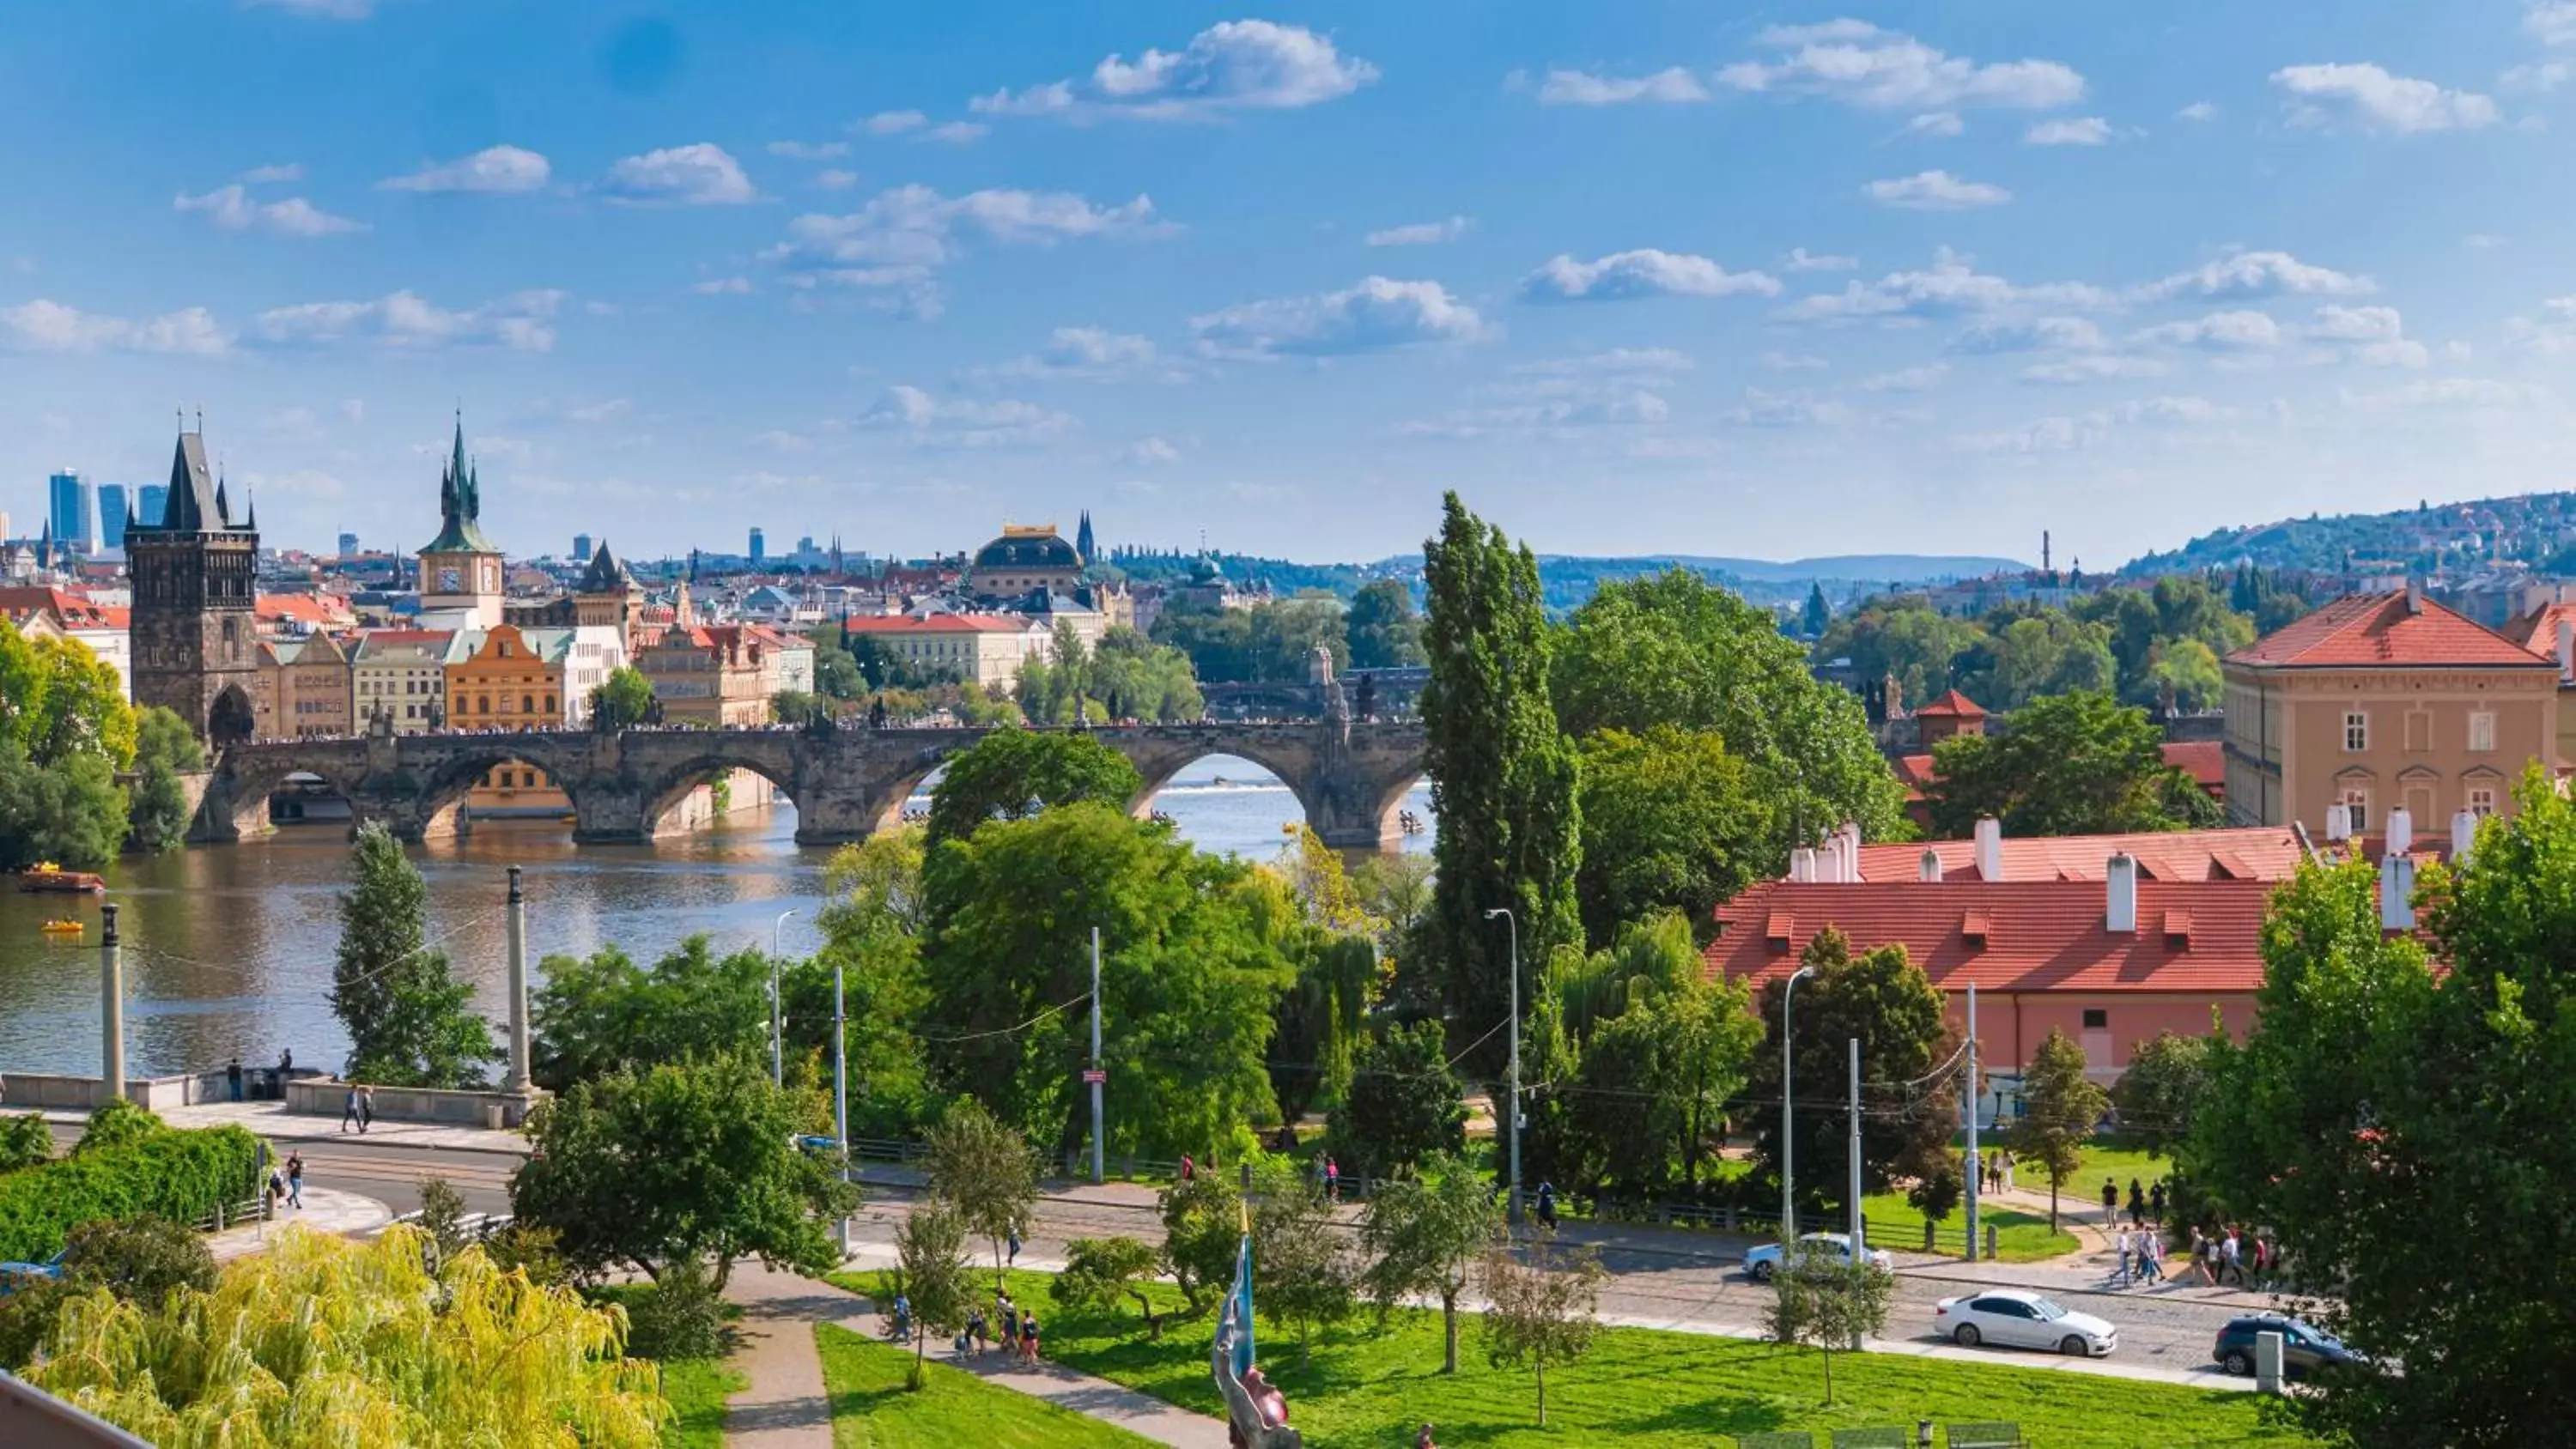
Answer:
[1212,1297,1302,1448]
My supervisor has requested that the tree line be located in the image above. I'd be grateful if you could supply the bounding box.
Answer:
[0,619,207,870]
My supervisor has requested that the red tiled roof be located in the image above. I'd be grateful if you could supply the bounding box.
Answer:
[2161,740,2224,790]
[1893,754,1937,790]
[1914,688,1988,718]
[2498,601,2576,663]
[1705,877,2273,996]
[1851,826,2304,883]
[256,593,352,626]
[2227,591,2549,670]
[0,587,117,630]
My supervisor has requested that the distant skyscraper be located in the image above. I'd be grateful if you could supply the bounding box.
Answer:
[337,531,360,558]
[573,532,592,563]
[48,470,93,553]
[749,526,765,563]
[97,484,131,550]
[138,484,168,530]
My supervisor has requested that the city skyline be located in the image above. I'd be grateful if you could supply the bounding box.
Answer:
[9,3,2576,566]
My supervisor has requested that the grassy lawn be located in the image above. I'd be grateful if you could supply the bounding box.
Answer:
[815,1322,1159,1447]
[659,1357,746,1449]
[831,1269,2313,1449]
[1858,1194,2079,1263]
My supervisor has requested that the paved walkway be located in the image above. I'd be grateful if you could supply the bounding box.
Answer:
[720,1260,1230,1449]
[206,1187,392,1261]
[3,1101,531,1156]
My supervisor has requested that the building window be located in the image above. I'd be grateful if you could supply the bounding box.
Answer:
[478,694,491,715]
[544,694,556,714]
[521,694,534,715]
[2081,1009,2108,1030]
[2469,711,2496,753]
[2344,711,2368,751]
[2470,785,2498,816]
[2340,785,2371,834]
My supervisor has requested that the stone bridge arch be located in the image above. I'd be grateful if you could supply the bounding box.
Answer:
[377,734,597,840]
[1109,729,1327,829]
[634,746,805,837]
[193,742,374,842]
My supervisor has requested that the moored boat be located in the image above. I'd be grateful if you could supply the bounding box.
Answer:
[19,864,107,894]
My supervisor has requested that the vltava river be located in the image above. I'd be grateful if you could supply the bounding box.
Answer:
[0,761,1431,1077]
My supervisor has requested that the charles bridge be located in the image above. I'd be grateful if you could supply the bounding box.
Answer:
[191,718,1429,852]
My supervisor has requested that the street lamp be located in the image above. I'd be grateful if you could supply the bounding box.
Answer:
[1780,964,1819,1249]
[1484,906,1522,1225]
[770,908,799,1086]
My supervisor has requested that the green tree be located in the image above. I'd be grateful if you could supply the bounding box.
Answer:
[414,1175,475,1276]
[805,829,934,1135]
[769,689,835,727]
[1964,610,2118,710]
[511,1055,856,1288]
[1766,1248,1894,1404]
[0,1113,51,1172]
[0,743,127,870]
[1250,597,1351,682]
[58,1213,216,1308]
[1421,493,1583,1077]
[1816,602,1987,710]
[1346,578,1425,669]
[924,728,1145,847]
[590,665,657,730]
[1574,725,1770,948]
[330,823,498,1088]
[1327,1020,1467,1182]
[125,705,204,853]
[889,1199,975,1387]
[2111,1028,2214,1157]
[2142,637,2226,713]
[1924,689,2220,838]
[1250,1161,1357,1367]
[2010,1028,2109,1231]
[1801,582,1831,639]
[1157,1171,1245,1313]
[923,1098,1039,1290]
[1055,1235,1167,1334]
[0,626,137,772]
[1746,927,1948,1213]
[1359,1151,1502,1373]
[1267,931,1376,1125]
[922,803,1291,1161]
[531,936,775,1091]
[1479,1236,1607,1428]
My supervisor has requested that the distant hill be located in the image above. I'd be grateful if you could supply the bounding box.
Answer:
[1577,554,2032,585]
[2123,493,2576,578]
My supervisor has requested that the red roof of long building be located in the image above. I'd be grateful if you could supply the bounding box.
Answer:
[2227,590,2549,670]
[1913,688,1988,718]
[1850,825,2303,882]
[1704,877,2274,996]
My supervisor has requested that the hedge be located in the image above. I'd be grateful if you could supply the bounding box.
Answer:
[0,1125,266,1262]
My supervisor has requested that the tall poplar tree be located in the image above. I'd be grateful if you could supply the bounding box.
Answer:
[331,822,499,1088]
[1420,492,1581,1076]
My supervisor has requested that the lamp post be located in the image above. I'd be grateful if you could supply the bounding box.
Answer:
[1779,964,1819,1246]
[769,908,798,1086]
[1484,906,1522,1225]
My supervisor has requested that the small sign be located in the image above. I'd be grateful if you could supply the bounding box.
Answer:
[1082,1069,1108,1084]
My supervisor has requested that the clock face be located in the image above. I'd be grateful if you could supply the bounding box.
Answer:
[437,567,460,591]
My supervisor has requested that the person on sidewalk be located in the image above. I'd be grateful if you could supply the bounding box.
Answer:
[1323,1156,1340,1203]
[1018,1309,1040,1364]
[2114,1227,2133,1288]
[1181,1153,1195,1184]
[2101,1178,2119,1230]
[2148,1180,2166,1228]
[359,1084,374,1133]
[286,1151,304,1210]
[2128,1179,2146,1226]
[340,1084,364,1133]
[1535,1181,1558,1231]
[228,1057,244,1103]
[997,1292,1018,1350]
[967,1305,989,1355]
[2221,1228,2245,1286]
[1998,1149,2014,1192]
[2138,1228,2162,1284]
[2188,1227,2209,1285]
[1007,1227,1021,1266]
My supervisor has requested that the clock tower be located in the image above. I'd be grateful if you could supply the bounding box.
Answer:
[417,415,504,629]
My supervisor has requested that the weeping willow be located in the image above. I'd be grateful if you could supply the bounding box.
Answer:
[26,1223,667,1448]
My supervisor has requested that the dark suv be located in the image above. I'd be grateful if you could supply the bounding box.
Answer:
[2212,1315,2358,1378]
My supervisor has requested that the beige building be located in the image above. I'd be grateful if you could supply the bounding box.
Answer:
[257,633,355,740]
[2223,588,2559,836]
[635,625,776,725]
[841,613,1054,689]
[969,524,1084,597]
[351,629,465,732]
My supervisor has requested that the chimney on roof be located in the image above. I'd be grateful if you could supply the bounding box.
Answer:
[1919,849,1942,883]
[2385,806,2413,859]
[2451,807,2477,864]
[2326,803,2352,843]
[2556,617,2573,682]
[2381,853,2417,931]
[2106,852,2139,934]
[2406,580,2425,615]
[1973,817,2003,882]
[1789,847,1817,883]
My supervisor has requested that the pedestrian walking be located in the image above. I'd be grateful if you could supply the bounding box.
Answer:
[1180,1153,1194,1184]
[340,1084,364,1132]
[2128,1179,2146,1227]
[1535,1180,1558,1231]
[2148,1180,2166,1227]
[266,1164,286,1215]
[2115,1227,2133,1288]
[358,1084,374,1133]
[1018,1309,1041,1364]
[2221,1228,2246,1286]
[998,1292,1018,1349]
[2101,1177,2119,1230]
[1998,1149,2014,1192]
[1416,1424,1439,1449]
[967,1306,990,1354]
[1007,1226,1021,1266]
[2141,1229,2163,1283]
[1324,1156,1340,1203]
[228,1057,244,1103]
[2188,1227,2209,1285]
[286,1151,304,1210]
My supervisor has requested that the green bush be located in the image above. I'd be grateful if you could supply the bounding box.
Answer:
[0,1114,52,1173]
[75,1099,163,1155]
[619,1258,730,1361]
[0,1125,264,1263]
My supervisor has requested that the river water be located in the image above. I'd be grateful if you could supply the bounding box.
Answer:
[0,760,1433,1077]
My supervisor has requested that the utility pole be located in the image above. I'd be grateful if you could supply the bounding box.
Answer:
[1485,907,1522,1225]
[100,904,125,1110]
[1964,982,1981,1262]
[1089,926,1104,1185]
[834,958,851,1254]
[769,908,797,1086]
[504,866,531,1094]
[1780,965,1817,1243]
[1847,1037,1864,1261]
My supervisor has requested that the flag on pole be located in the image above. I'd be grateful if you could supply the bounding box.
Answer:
[1230,1228,1256,1377]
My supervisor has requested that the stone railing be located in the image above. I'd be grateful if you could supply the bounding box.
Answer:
[0,1069,314,1111]
[283,1077,539,1130]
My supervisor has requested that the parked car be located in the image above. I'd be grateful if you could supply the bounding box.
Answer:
[0,1255,64,1296]
[2213,1315,2357,1377]
[1934,1288,2118,1357]
[1741,1231,1896,1282]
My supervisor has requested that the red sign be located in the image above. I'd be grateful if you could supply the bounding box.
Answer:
[1082,1069,1108,1084]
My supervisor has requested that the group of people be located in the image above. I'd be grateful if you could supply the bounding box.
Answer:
[953,1289,1042,1364]
[2184,1224,2281,1288]
[338,1083,377,1133]
[2102,1175,2170,1229]
[1971,1149,2015,1194]
[262,1150,306,1211]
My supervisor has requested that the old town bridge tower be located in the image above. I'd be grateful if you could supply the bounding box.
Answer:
[125,424,261,746]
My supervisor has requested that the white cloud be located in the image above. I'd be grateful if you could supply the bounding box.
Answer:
[1522,249,1781,301]
[1407,378,1674,437]
[2018,354,2170,384]
[859,385,1076,447]
[2528,2,2576,45]
[2177,100,2218,121]
[1783,252,2112,324]
[379,145,552,195]
[242,0,371,17]
[2464,233,2508,249]
[1,300,231,355]
[1535,67,1709,106]
[240,162,305,184]
[564,399,632,423]
[1719,21,2084,111]
[1120,436,1182,464]
[241,468,346,500]
[174,185,368,237]
[2344,378,2543,409]
[1953,395,2242,452]
[690,276,754,295]
[860,111,928,136]
[1947,316,2110,353]
[974,20,1376,120]
[2306,304,2403,343]
[600,143,757,206]
[1191,276,1491,358]
[2026,116,2113,145]
[2132,310,2290,350]
[2271,63,2499,134]
[1366,216,1473,246]
[2136,250,2374,300]
[767,185,1165,311]
[1784,247,1858,271]
[1904,111,1965,137]
[1516,347,1694,376]
[1862,362,1949,391]
[922,121,990,144]
[768,141,853,161]
[2506,296,2576,355]
[993,325,1165,379]
[252,288,568,352]
[1761,351,1830,370]
[817,170,860,191]
[1865,170,2010,209]
[2501,61,2570,93]
[1722,386,1850,427]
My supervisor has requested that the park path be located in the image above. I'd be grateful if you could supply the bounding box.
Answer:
[206,1187,392,1261]
[720,1259,1230,1449]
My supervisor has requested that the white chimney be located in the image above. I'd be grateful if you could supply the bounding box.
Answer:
[2325,803,2351,843]
[2106,852,2139,934]
[1919,849,1943,883]
[2451,808,2477,863]
[1832,834,1853,883]
[2556,617,2572,682]
[1789,847,1817,882]
[2406,580,2425,615]
[2385,806,2413,858]
[1973,817,2004,882]
[2380,853,2417,931]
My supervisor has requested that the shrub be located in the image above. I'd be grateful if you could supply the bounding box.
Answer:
[0,1113,51,1173]
[0,1276,73,1370]
[62,1213,216,1307]
[0,1125,264,1263]
[623,1257,729,1361]
[76,1099,164,1155]
[485,1222,569,1287]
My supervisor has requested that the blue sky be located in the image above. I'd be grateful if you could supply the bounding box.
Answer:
[9,2,2576,568]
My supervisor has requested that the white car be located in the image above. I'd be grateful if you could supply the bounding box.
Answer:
[1934,1288,2118,1357]
[1741,1232,1896,1282]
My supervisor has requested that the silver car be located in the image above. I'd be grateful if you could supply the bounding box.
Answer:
[1934,1287,2118,1357]
[1741,1231,1896,1282]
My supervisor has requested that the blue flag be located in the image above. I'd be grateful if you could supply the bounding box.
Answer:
[1230,1231,1255,1376]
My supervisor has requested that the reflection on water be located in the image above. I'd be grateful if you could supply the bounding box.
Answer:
[0,758,1431,1076]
